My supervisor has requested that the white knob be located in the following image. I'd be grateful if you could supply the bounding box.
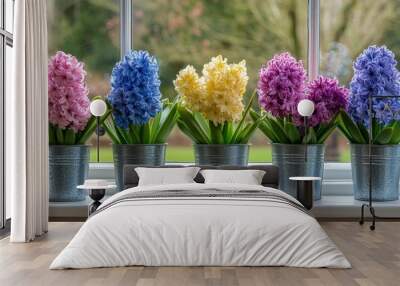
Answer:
[90,99,107,117]
[297,99,315,117]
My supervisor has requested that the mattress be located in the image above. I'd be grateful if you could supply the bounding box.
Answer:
[50,183,350,269]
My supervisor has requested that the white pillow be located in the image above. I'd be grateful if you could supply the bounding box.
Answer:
[200,169,266,185]
[135,167,200,186]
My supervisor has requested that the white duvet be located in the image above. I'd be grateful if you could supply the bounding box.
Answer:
[50,183,350,269]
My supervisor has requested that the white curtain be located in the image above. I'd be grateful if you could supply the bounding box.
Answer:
[7,0,49,242]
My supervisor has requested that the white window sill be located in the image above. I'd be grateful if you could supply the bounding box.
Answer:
[88,162,354,196]
[48,163,399,219]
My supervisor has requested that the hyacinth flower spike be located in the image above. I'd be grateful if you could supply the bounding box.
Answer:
[48,51,111,145]
[103,50,179,144]
[174,55,262,144]
[252,52,349,144]
[337,45,400,145]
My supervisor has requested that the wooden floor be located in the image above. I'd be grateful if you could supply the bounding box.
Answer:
[0,222,399,286]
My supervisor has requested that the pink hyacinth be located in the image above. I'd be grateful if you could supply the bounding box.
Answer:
[48,51,90,132]
[258,52,307,118]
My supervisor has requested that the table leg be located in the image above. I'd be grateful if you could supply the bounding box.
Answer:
[297,181,314,210]
[88,189,106,216]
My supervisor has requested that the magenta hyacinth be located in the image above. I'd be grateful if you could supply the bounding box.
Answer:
[295,76,349,127]
[258,52,307,117]
[48,51,91,132]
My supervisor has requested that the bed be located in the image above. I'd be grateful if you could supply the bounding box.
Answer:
[50,165,350,269]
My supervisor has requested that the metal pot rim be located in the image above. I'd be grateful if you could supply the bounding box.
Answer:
[49,144,90,147]
[112,143,168,146]
[350,143,400,147]
[194,143,251,146]
[271,143,324,147]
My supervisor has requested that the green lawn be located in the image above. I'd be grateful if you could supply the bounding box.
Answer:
[90,146,351,163]
[90,146,272,163]
[340,149,350,162]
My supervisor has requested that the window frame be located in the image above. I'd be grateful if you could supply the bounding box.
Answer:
[0,0,13,229]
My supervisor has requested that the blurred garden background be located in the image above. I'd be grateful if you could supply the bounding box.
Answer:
[47,0,399,162]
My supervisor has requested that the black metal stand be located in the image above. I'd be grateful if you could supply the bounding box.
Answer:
[359,94,400,230]
[304,117,308,162]
[96,117,100,162]
[88,189,106,216]
[296,180,314,210]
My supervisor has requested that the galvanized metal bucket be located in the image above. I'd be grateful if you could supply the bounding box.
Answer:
[49,145,89,202]
[194,144,249,166]
[351,144,400,201]
[272,144,325,200]
[113,144,167,192]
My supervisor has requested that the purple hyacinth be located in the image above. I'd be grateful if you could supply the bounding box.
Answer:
[349,45,400,127]
[258,52,307,118]
[294,76,349,127]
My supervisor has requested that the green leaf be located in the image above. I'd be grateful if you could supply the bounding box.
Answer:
[193,111,210,135]
[316,124,336,144]
[230,89,257,143]
[140,123,151,144]
[177,120,201,143]
[374,127,393,144]
[337,110,365,143]
[258,120,279,143]
[76,116,96,143]
[209,121,224,144]
[264,114,290,143]
[238,121,260,144]
[154,102,179,143]
[78,108,113,144]
[177,106,210,143]
[314,119,337,144]
[64,129,76,145]
[389,122,400,144]
[102,118,121,144]
[49,124,56,145]
[222,122,234,143]
[114,124,131,144]
[283,119,301,143]
[128,125,140,144]
[113,127,126,144]
[249,109,260,120]
[56,127,64,144]
[303,127,317,144]
[149,111,162,142]
[372,119,382,140]
[250,110,279,142]
[357,122,370,143]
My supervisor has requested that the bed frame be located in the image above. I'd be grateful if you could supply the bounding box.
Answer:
[123,164,279,190]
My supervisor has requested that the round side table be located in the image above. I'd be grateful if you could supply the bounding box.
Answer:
[77,183,116,216]
[289,176,321,210]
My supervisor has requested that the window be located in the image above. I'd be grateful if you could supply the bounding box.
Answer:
[132,0,308,162]
[47,0,120,162]
[4,0,12,33]
[320,0,400,162]
[48,0,399,163]
[1,0,14,228]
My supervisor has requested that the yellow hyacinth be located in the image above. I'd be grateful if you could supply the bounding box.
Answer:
[174,55,248,124]
[173,65,205,112]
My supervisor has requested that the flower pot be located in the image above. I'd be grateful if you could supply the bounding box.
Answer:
[194,144,249,166]
[351,144,400,201]
[49,145,89,202]
[113,144,167,192]
[272,144,325,200]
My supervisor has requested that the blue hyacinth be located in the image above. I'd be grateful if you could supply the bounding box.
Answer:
[108,50,161,129]
[349,45,400,127]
